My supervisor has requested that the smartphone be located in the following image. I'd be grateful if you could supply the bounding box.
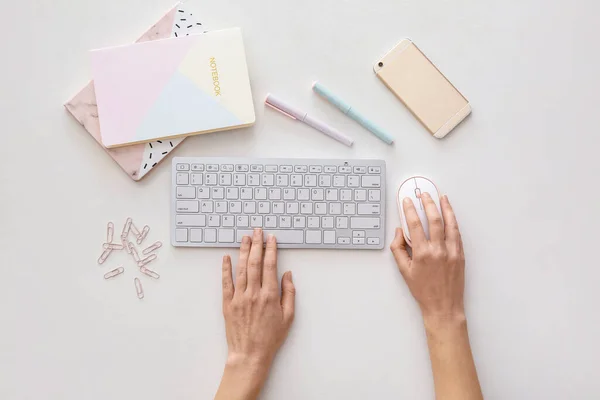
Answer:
[374,39,471,139]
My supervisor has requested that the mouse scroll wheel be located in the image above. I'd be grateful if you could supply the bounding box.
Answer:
[414,188,422,198]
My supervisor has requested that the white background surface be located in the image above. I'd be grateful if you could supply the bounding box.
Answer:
[1,0,599,398]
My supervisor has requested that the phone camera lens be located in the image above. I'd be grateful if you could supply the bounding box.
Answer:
[378,62,384,67]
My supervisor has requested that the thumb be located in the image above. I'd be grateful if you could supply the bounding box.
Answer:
[281,271,296,325]
[390,228,411,278]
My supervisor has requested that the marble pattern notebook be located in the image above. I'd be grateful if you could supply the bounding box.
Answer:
[64,3,205,181]
[90,28,255,148]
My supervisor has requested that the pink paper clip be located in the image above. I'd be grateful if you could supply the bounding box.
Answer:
[121,217,132,239]
[103,243,124,250]
[104,266,124,279]
[137,225,150,244]
[142,241,162,255]
[137,254,157,267]
[140,266,160,279]
[98,248,112,264]
[123,235,131,253]
[106,222,114,243]
[130,223,141,238]
[129,242,140,262]
[134,278,144,299]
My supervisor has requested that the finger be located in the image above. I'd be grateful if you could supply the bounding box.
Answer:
[281,271,296,325]
[262,234,279,292]
[247,228,264,291]
[421,192,444,242]
[440,195,462,248]
[390,228,411,278]
[222,255,234,305]
[235,235,251,293]
[402,197,426,245]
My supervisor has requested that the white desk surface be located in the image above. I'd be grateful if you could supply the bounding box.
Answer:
[2,0,599,398]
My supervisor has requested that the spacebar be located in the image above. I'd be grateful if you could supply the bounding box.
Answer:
[236,230,304,244]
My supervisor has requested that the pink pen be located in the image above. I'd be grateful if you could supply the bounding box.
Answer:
[265,94,354,147]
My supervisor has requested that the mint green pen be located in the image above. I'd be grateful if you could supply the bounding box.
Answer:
[312,81,394,145]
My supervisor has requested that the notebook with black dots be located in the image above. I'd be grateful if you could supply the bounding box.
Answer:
[64,3,206,181]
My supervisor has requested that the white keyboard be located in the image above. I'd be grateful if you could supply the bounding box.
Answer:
[171,157,386,249]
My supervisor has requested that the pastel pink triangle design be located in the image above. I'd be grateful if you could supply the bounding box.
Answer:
[91,37,195,147]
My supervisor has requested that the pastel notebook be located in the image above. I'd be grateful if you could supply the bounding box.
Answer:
[91,28,255,148]
[64,4,206,181]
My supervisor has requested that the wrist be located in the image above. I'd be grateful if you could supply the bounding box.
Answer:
[423,311,467,334]
[225,352,273,385]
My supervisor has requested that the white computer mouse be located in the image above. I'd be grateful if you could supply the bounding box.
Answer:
[397,176,442,246]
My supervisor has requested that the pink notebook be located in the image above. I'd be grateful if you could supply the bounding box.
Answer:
[64,3,206,181]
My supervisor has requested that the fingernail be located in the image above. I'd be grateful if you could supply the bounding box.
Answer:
[254,228,262,236]
[242,236,250,244]
[403,197,411,205]
[286,271,293,281]
[267,234,275,243]
[422,192,430,199]
[442,194,448,201]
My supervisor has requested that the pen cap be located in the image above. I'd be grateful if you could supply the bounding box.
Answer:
[312,82,352,114]
[265,94,306,120]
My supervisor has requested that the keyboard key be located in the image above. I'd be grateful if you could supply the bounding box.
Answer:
[333,176,345,187]
[350,217,381,229]
[368,190,381,202]
[286,202,299,214]
[221,164,234,172]
[329,203,342,215]
[226,187,239,199]
[208,215,220,227]
[223,216,235,227]
[340,190,352,201]
[235,164,249,172]
[219,229,235,243]
[219,173,232,185]
[268,188,281,200]
[176,163,190,171]
[215,201,227,213]
[290,175,303,187]
[236,230,303,244]
[248,174,260,186]
[205,229,217,243]
[258,202,270,214]
[294,165,308,173]
[324,230,336,244]
[300,203,313,214]
[280,165,293,173]
[279,216,292,228]
[201,201,214,213]
[273,202,285,214]
[266,165,278,172]
[338,237,350,245]
[355,189,367,201]
[176,228,188,241]
[227,201,241,214]
[324,166,337,173]
[297,188,310,200]
[311,188,324,200]
[283,188,295,200]
[191,164,204,171]
[243,201,256,213]
[325,188,338,201]
[367,237,380,245]
[197,187,210,199]
[304,175,317,187]
[336,217,348,229]
[233,174,246,186]
[306,230,322,244]
[177,200,198,213]
[353,231,365,238]
[240,188,253,200]
[251,216,263,227]
[207,165,219,172]
[308,217,320,228]
[251,165,263,172]
[368,166,381,174]
[343,203,356,215]
[237,215,249,227]
[265,216,277,228]
[353,238,365,245]
[309,165,322,173]
[177,187,196,199]
[276,175,289,186]
[255,188,267,200]
[190,229,203,242]
[262,174,274,186]
[348,176,360,187]
[315,203,327,215]
[211,187,224,199]
[176,172,189,185]
[319,175,332,187]
[293,216,306,228]
[322,216,334,228]
[205,173,217,185]
[176,215,206,226]
[361,176,381,187]
[191,173,203,185]
[357,204,381,215]
[353,167,366,174]
[339,166,352,173]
